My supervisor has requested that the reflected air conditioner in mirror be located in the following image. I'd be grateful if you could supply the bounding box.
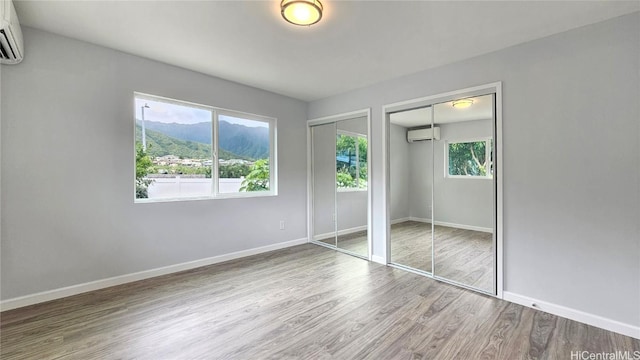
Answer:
[407,127,440,142]
[0,0,23,64]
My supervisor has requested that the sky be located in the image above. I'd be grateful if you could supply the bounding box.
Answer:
[135,97,267,128]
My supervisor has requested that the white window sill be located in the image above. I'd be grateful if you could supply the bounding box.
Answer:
[135,191,277,203]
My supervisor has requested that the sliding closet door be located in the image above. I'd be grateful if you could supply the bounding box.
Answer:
[388,107,433,273]
[432,94,496,293]
[311,123,337,247]
[335,117,369,258]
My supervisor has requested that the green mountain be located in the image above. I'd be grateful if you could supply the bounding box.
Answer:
[139,120,269,160]
[135,124,244,160]
[218,120,269,160]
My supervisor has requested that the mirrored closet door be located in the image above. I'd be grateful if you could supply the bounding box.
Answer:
[389,106,434,274]
[310,114,370,259]
[432,94,495,293]
[388,91,497,295]
[311,122,337,248]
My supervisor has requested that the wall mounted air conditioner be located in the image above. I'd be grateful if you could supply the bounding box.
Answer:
[0,0,23,64]
[407,127,440,142]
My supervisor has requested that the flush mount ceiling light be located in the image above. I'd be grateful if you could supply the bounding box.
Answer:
[281,0,323,26]
[452,99,474,109]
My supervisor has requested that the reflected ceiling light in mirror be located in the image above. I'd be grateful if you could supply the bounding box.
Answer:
[452,99,474,109]
[281,0,323,26]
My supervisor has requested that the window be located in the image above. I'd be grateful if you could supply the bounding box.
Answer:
[336,131,367,190]
[446,139,493,178]
[134,93,276,201]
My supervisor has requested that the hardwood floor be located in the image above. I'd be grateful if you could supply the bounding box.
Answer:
[321,221,494,292]
[2,244,638,359]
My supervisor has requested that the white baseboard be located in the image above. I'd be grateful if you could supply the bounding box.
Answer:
[391,217,410,225]
[408,217,431,223]
[0,237,308,312]
[371,255,387,265]
[408,217,493,233]
[313,225,368,241]
[503,291,640,340]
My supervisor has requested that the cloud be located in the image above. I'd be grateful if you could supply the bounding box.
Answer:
[135,98,210,125]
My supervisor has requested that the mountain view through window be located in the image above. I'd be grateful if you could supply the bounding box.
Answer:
[134,95,273,200]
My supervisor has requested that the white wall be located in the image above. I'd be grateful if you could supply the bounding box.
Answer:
[0,28,308,300]
[389,124,410,221]
[407,139,432,220]
[308,13,640,328]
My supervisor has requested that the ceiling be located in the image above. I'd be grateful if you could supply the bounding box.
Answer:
[13,1,640,102]
[390,94,493,128]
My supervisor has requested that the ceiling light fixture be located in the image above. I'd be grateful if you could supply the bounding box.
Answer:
[281,0,323,26]
[452,99,474,109]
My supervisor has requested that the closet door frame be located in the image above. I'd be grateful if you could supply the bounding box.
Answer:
[307,108,372,261]
[382,82,503,298]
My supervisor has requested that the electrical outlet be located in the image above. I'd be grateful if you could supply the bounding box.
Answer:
[279,220,285,230]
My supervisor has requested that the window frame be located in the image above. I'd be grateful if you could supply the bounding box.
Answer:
[336,129,368,192]
[134,92,277,203]
[444,137,493,180]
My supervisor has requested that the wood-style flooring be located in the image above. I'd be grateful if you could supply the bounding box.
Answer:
[2,244,638,359]
[390,221,494,292]
[321,221,494,292]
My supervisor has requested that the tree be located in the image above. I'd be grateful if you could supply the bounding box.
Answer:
[336,134,368,189]
[219,163,251,178]
[448,141,490,176]
[135,143,154,198]
[337,167,356,188]
[240,159,269,191]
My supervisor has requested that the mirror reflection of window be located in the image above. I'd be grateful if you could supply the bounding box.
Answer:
[336,132,368,190]
[447,139,493,178]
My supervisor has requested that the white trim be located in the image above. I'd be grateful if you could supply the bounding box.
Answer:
[406,217,493,233]
[495,85,504,298]
[365,108,373,261]
[313,225,368,242]
[307,108,373,262]
[391,217,410,225]
[307,108,370,126]
[371,255,386,265]
[383,82,503,114]
[0,238,308,312]
[503,291,640,340]
[435,221,492,233]
[382,81,504,298]
[306,124,313,246]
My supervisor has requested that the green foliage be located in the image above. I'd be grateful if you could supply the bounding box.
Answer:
[240,159,269,192]
[336,134,368,189]
[337,167,356,188]
[219,163,251,179]
[151,164,210,176]
[135,124,244,160]
[135,143,154,198]
[448,140,492,176]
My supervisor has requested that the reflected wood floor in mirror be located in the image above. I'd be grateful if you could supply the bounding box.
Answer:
[2,244,637,359]
[391,221,493,292]
[322,221,494,292]
[318,231,369,258]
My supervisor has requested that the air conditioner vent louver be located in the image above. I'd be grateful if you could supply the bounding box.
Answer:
[1,29,17,60]
[407,127,440,142]
[0,1,24,65]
